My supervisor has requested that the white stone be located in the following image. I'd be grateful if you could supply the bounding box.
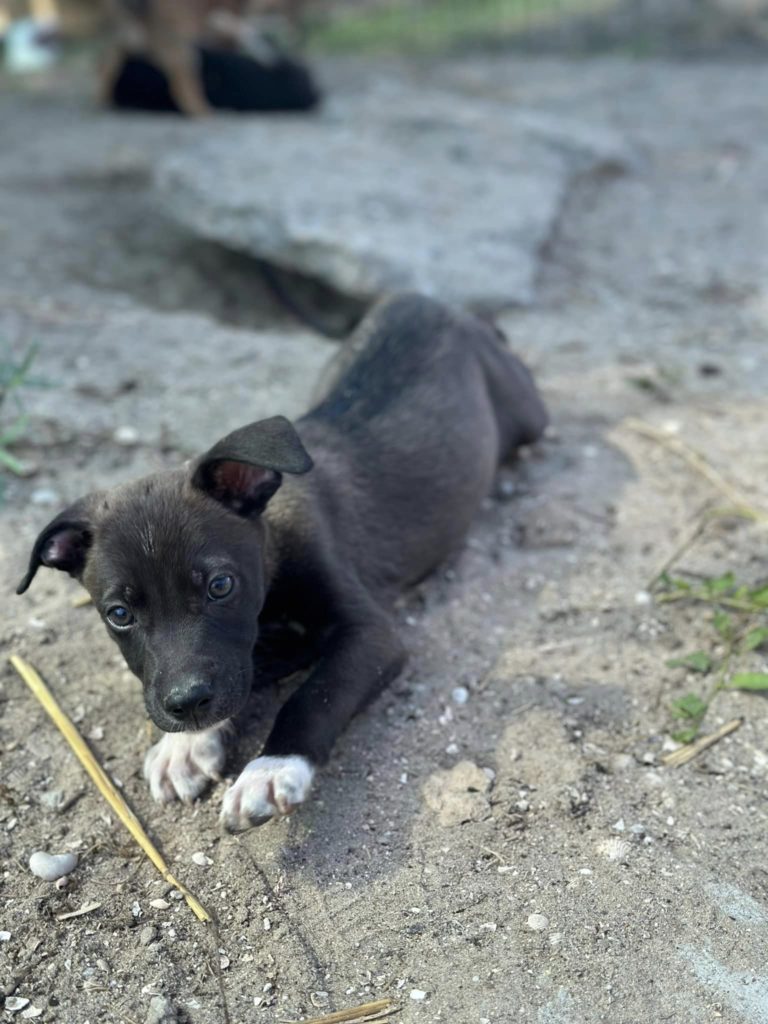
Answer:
[113,425,140,446]
[28,851,77,882]
[5,998,30,1013]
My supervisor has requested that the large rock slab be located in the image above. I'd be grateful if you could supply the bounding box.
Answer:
[155,91,632,307]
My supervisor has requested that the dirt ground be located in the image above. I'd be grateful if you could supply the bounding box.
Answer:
[1,54,768,1024]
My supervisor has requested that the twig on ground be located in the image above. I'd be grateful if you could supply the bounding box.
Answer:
[280,1000,396,1024]
[9,654,211,923]
[56,901,102,921]
[661,717,743,767]
[478,845,506,864]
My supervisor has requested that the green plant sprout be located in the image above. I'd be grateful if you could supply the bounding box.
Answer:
[659,571,768,743]
[0,343,40,482]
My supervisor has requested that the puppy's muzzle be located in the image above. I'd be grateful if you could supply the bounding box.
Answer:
[163,677,215,725]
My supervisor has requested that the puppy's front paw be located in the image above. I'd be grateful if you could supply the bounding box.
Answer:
[220,755,314,832]
[143,723,229,804]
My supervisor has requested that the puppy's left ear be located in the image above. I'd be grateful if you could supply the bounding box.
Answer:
[192,415,313,517]
[17,495,100,595]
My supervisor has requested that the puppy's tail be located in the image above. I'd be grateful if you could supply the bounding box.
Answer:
[256,261,364,340]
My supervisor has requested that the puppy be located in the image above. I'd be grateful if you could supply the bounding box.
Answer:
[17,294,548,831]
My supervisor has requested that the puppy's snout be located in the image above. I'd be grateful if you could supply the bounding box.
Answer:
[163,679,214,722]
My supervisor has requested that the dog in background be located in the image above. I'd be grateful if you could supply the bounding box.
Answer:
[102,0,317,114]
[17,294,548,832]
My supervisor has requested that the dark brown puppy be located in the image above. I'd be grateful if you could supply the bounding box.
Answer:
[18,293,548,831]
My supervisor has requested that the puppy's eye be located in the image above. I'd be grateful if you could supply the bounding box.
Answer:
[208,574,234,600]
[106,605,134,629]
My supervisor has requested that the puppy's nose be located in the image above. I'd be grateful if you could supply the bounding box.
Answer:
[163,680,214,722]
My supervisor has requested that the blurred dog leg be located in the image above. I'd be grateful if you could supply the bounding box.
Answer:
[145,0,212,115]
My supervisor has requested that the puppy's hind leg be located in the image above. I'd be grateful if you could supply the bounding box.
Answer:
[475,321,549,455]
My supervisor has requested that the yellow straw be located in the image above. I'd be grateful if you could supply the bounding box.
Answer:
[10,654,211,923]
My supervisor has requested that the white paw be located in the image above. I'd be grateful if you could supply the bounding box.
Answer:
[220,755,315,832]
[143,723,229,804]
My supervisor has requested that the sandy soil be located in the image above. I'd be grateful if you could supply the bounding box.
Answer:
[1,55,768,1024]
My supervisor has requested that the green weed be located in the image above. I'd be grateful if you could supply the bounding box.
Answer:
[659,571,768,742]
[0,343,40,491]
[307,0,618,55]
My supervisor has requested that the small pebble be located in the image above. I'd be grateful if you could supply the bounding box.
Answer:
[5,997,30,1013]
[0,931,11,941]
[28,851,78,882]
[410,990,427,1001]
[30,488,60,507]
[527,913,549,931]
[22,1007,43,1019]
[140,925,157,946]
[113,425,140,446]
[191,851,211,867]
[150,898,170,910]
[39,789,67,812]
[452,686,469,705]
[144,994,177,1024]
[634,590,652,606]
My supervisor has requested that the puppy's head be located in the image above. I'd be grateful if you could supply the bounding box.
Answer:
[17,416,312,733]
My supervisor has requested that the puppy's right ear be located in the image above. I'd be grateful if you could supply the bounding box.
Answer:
[16,496,99,595]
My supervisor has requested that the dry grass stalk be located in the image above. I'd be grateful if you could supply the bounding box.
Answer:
[661,717,743,767]
[9,654,211,923]
[624,419,768,587]
[71,592,93,608]
[281,998,396,1024]
[56,901,102,921]
[624,418,764,516]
